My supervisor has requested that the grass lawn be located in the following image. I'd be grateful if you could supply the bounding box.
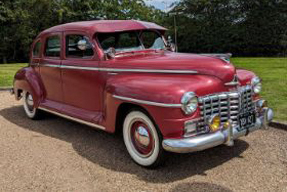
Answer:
[0,63,27,88]
[0,58,286,121]
[231,58,287,122]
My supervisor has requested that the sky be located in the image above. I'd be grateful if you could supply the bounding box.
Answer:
[144,0,178,11]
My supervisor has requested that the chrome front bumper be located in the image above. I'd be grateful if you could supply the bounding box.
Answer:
[162,107,273,153]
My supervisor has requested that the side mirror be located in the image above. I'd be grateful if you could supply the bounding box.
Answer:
[167,36,172,44]
[167,43,176,52]
[167,36,176,52]
[104,47,116,59]
[77,39,87,51]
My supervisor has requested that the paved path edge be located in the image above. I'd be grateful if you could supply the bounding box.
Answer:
[0,87,12,91]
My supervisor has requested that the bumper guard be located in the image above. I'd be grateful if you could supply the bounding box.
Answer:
[162,107,273,153]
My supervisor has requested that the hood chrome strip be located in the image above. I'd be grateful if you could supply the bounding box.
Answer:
[113,95,182,108]
[40,64,198,74]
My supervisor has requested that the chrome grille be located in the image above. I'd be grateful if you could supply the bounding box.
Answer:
[197,86,254,133]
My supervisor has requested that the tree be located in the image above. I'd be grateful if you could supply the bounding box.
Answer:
[0,0,163,63]
[165,0,287,56]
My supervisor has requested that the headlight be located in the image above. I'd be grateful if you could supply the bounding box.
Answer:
[251,76,262,94]
[181,92,198,115]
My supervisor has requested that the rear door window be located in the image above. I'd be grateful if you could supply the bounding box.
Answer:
[33,40,41,57]
[45,36,61,57]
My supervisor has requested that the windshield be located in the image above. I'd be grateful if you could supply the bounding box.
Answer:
[97,30,165,52]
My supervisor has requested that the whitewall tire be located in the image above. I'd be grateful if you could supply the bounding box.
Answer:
[23,91,41,119]
[123,110,164,167]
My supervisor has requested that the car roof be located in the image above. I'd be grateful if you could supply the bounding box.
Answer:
[39,20,167,36]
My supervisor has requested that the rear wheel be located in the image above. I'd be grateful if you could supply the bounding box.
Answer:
[123,110,165,167]
[23,91,42,119]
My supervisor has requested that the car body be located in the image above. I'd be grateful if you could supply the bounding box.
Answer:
[12,20,273,167]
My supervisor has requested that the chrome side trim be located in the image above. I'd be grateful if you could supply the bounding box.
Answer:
[38,107,105,130]
[40,64,198,74]
[98,68,197,74]
[113,95,182,108]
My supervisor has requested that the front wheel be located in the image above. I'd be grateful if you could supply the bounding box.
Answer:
[123,110,165,167]
[23,91,42,119]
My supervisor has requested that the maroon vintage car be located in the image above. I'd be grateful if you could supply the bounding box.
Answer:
[12,20,273,167]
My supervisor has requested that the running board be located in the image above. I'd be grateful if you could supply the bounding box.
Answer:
[38,107,105,130]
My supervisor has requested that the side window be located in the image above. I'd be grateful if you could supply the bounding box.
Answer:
[98,34,116,51]
[33,41,41,57]
[45,36,61,57]
[141,31,165,50]
[66,35,94,58]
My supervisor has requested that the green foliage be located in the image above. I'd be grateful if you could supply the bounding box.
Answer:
[164,0,287,56]
[0,0,163,63]
[0,0,286,63]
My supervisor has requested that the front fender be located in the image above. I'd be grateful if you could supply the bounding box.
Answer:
[13,67,44,107]
[236,69,256,85]
[103,73,229,138]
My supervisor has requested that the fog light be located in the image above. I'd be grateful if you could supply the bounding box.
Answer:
[208,115,221,132]
[223,121,231,130]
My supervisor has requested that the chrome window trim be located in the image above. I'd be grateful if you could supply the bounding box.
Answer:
[38,107,105,130]
[41,64,60,68]
[113,95,182,108]
[38,64,198,74]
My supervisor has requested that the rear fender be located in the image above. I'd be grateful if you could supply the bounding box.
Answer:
[13,67,44,108]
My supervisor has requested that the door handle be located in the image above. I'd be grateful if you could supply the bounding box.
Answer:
[33,62,39,66]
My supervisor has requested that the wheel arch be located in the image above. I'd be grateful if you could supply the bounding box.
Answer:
[13,67,45,107]
[115,102,160,135]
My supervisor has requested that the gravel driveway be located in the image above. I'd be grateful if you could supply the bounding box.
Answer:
[0,91,286,192]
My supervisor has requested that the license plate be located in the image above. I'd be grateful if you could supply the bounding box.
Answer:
[238,111,256,131]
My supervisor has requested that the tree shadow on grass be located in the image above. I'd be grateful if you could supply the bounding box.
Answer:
[0,106,249,184]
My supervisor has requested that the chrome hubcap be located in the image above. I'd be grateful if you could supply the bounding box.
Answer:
[134,126,150,147]
[27,94,34,106]
[130,121,155,157]
[26,93,34,111]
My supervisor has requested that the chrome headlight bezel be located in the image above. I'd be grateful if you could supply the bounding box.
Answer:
[181,92,198,115]
[251,76,262,94]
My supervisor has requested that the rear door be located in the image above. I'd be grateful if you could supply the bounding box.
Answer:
[40,32,63,111]
[30,38,42,74]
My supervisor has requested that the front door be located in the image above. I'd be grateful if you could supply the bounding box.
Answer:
[61,32,102,122]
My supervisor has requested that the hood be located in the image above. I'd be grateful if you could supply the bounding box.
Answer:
[102,52,236,83]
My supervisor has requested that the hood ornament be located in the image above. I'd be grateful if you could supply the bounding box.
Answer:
[225,74,240,86]
[200,53,232,63]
